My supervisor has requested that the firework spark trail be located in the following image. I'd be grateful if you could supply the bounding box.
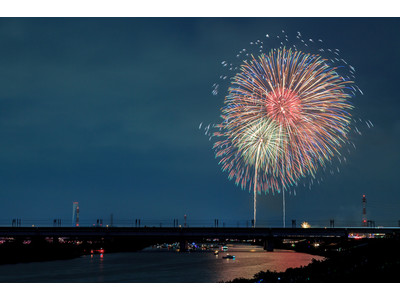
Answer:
[212,44,356,227]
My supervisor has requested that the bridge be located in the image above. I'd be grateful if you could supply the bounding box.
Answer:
[1,226,399,238]
[1,226,399,251]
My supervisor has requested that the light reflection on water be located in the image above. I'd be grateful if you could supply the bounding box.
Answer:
[0,244,323,283]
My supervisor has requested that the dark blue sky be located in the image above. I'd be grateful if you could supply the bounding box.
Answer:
[0,18,399,227]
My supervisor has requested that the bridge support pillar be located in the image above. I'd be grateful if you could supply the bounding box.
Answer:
[263,237,274,252]
[179,240,188,252]
[30,236,46,247]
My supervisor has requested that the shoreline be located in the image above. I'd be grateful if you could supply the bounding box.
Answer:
[228,238,400,283]
[0,240,324,266]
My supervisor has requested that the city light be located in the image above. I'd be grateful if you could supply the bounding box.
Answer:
[301,222,311,228]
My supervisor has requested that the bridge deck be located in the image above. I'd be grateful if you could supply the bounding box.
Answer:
[0,227,398,239]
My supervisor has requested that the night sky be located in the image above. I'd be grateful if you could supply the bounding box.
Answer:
[0,18,399,227]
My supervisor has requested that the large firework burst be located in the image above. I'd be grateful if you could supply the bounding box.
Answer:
[213,47,355,227]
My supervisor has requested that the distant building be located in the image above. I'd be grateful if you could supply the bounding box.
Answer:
[72,202,79,227]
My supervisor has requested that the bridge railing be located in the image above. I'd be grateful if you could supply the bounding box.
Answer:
[1,218,400,228]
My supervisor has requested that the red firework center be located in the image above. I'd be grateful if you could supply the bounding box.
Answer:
[265,87,301,125]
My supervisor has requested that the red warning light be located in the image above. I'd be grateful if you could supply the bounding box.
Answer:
[363,195,365,197]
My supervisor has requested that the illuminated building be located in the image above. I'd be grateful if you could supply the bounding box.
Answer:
[72,202,79,227]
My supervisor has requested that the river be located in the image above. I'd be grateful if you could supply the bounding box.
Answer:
[0,244,323,283]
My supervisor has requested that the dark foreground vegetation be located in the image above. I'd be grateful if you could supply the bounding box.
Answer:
[230,238,400,283]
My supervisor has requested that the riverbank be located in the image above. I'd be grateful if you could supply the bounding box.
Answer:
[0,239,150,265]
[229,238,400,282]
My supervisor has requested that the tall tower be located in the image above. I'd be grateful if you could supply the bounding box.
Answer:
[362,195,367,227]
[72,202,79,227]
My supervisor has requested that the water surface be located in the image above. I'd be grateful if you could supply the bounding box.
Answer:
[0,244,323,282]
